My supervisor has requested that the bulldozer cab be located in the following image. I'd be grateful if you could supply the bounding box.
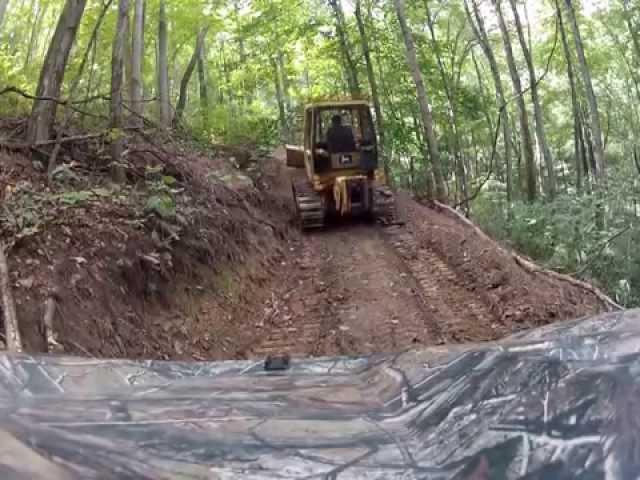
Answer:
[287,101,378,179]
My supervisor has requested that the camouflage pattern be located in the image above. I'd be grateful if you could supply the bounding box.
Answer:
[0,309,639,479]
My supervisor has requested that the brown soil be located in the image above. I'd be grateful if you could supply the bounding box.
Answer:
[0,138,610,361]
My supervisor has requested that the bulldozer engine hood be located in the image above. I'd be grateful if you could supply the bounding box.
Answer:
[0,309,639,479]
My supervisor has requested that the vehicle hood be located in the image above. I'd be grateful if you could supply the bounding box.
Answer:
[0,309,639,479]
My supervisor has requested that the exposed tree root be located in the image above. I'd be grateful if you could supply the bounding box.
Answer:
[43,293,61,353]
[0,244,22,352]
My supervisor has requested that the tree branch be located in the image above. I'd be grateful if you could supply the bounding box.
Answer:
[576,226,633,276]
[0,133,105,150]
[0,86,110,106]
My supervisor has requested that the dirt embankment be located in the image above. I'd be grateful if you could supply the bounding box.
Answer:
[1,135,298,360]
[0,137,612,361]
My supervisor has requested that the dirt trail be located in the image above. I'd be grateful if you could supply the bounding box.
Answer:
[252,224,436,358]
[249,151,608,359]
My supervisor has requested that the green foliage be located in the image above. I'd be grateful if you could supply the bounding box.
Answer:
[473,170,640,307]
[57,190,94,205]
[144,166,178,219]
[145,193,176,219]
[0,183,50,244]
[197,104,279,146]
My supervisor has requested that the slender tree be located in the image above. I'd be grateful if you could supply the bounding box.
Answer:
[130,0,145,126]
[158,0,171,128]
[393,0,446,201]
[111,0,130,182]
[197,34,209,127]
[175,27,207,124]
[275,50,293,141]
[556,0,584,191]
[27,0,87,143]
[23,0,43,69]
[563,0,606,179]
[424,0,468,206]
[272,55,288,141]
[492,0,537,202]
[508,0,556,197]
[354,0,386,177]
[328,0,361,97]
[464,0,513,203]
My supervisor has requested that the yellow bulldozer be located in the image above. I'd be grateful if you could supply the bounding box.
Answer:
[286,100,395,230]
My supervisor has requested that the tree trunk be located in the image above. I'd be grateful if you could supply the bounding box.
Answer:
[27,0,87,143]
[197,36,209,126]
[0,0,8,31]
[328,0,360,97]
[492,0,537,203]
[130,0,144,126]
[277,51,291,112]
[110,0,130,183]
[579,103,595,186]
[23,0,39,70]
[158,0,171,128]
[563,0,605,179]
[354,0,387,179]
[623,0,640,68]
[277,50,292,141]
[175,28,207,125]
[465,0,512,203]
[31,0,48,62]
[46,0,112,177]
[0,244,22,353]
[272,56,288,142]
[508,0,555,198]
[556,0,582,192]
[393,0,445,202]
[424,0,468,208]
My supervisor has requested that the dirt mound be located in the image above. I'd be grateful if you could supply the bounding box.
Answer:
[397,195,609,335]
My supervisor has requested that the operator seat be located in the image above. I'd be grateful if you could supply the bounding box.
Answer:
[326,114,356,154]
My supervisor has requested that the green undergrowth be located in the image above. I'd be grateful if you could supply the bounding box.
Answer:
[472,173,640,307]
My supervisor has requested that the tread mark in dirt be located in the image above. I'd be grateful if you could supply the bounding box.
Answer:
[252,239,330,358]
[384,225,501,344]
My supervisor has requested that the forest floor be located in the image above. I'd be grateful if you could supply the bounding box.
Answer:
[0,129,615,360]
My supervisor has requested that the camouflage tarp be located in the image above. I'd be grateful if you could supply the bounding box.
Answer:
[0,310,638,479]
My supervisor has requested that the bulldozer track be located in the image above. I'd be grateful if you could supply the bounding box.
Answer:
[292,181,326,230]
[373,185,401,227]
[251,227,435,358]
